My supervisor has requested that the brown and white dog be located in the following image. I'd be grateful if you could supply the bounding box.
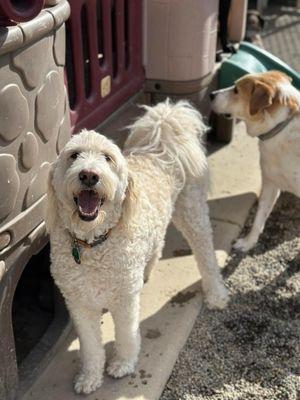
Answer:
[210,70,300,251]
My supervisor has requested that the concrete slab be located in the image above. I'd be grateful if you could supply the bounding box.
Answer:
[98,91,148,148]
[22,121,262,400]
[207,121,261,201]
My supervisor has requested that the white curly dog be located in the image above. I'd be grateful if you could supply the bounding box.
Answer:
[46,100,228,394]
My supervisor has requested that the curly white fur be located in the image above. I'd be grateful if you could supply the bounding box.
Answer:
[46,100,228,395]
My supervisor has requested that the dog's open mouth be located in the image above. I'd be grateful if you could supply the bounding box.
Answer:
[74,190,105,221]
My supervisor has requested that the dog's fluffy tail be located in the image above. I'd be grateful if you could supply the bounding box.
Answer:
[125,99,207,185]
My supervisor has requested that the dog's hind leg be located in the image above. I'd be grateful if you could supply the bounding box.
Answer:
[107,292,141,378]
[144,253,159,283]
[172,181,228,309]
[69,305,105,394]
[144,245,164,283]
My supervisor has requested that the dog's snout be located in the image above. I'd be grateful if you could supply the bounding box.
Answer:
[209,92,216,101]
[79,169,99,187]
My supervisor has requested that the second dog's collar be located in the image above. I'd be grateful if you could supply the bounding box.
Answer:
[258,114,295,141]
[70,230,110,264]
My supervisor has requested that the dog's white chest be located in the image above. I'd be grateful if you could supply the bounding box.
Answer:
[260,137,300,196]
[50,230,148,308]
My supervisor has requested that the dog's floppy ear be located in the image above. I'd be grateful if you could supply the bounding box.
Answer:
[250,81,275,115]
[121,173,137,226]
[45,161,58,233]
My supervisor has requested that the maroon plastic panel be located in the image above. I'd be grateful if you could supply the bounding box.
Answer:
[0,0,44,25]
[66,0,144,133]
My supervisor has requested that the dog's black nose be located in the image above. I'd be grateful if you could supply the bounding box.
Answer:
[209,92,216,101]
[79,169,99,187]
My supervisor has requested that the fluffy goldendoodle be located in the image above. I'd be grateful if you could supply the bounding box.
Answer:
[46,100,228,394]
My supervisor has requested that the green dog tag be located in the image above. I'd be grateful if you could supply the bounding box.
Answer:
[72,241,81,264]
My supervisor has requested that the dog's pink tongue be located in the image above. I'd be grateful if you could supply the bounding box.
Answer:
[78,190,99,214]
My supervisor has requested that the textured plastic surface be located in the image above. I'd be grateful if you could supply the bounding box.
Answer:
[0,2,70,254]
[0,2,70,399]
[219,41,300,89]
[144,0,218,81]
[0,0,44,25]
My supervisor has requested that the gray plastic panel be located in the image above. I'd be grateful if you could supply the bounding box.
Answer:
[0,2,70,399]
[0,1,71,256]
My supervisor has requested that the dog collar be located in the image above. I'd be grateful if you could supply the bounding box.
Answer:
[70,230,110,264]
[258,114,295,141]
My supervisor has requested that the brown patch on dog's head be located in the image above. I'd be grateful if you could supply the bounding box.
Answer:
[236,70,297,117]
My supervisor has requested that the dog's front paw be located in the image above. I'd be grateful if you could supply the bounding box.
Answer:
[74,370,102,394]
[205,282,229,310]
[106,358,136,378]
[233,237,256,252]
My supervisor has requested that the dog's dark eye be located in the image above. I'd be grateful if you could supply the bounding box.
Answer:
[70,152,79,160]
[234,86,238,94]
[104,154,112,162]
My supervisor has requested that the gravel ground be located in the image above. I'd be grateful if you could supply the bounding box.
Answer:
[261,4,300,73]
[161,193,300,400]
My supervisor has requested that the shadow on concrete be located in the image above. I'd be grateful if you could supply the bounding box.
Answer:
[163,192,258,261]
